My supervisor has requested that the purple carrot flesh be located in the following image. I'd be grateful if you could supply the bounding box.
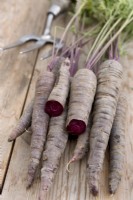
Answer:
[39,109,68,199]
[27,71,55,188]
[8,99,34,142]
[87,60,123,196]
[109,94,127,194]
[45,58,71,117]
[66,68,97,135]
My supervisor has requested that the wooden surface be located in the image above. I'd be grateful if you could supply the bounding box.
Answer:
[0,0,49,190]
[0,1,133,200]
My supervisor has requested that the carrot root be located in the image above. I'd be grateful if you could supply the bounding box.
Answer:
[27,71,55,187]
[39,109,68,197]
[66,68,97,135]
[66,157,76,173]
[8,99,34,142]
[87,60,123,196]
[45,58,70,117]
[109,94,127,194]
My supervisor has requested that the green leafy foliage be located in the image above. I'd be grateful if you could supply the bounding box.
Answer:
[81,0,133,42]
[66,0,133,67]
[83,0,133,22]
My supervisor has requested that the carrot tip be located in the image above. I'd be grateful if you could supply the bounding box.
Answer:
[66,158,75,173]
[110,194,114,197]
[8,138,14,142]
[26,177,33,189]
[91,186,99,196]
[66,162,72,173]
[109,190,115,195]
[26,182,31,189]
[109,185,115,195]
[25,128,30,133]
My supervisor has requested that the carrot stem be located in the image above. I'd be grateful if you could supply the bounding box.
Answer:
[86,17,113,62]
[87,18,122,68]
[59,1,86,46]
[90,11,133,67]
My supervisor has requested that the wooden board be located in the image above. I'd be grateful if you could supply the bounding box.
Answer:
[0,0,50,191]
[0,1,133,200]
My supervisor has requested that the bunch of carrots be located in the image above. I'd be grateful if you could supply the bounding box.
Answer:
[8,0,133,199]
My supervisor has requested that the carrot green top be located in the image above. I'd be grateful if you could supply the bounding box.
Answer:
[78,0,133,67]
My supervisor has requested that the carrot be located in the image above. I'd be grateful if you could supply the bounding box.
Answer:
[109,94,127,194]
[27,71,55,188]
[8,56,64,142]
[49,56,65,75]
[87,59,123,196]
[8,99,34,142]
[45,58,71,117]
[66,68,97,135]
[39,109,68,199]
[67,119,91,171]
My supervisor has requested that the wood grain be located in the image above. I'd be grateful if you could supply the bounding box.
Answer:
[0,1,133,200]
[0,0,50,191]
